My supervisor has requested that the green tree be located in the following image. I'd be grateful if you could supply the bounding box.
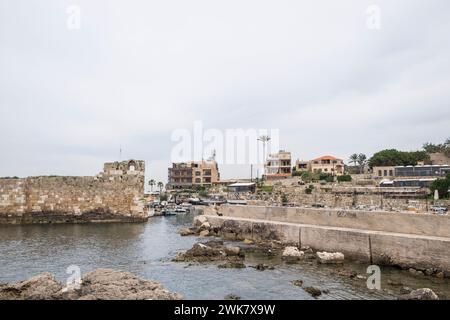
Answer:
[148,179,155,192]
[430,174,450,199]
[337,175,352,182]
[423,142,443,153]
[446,138,450,157]
[357,153,367,173]
[157,181,164,193]
[368,149,429,168]
[349,154,359,167]
[423,137,450,157]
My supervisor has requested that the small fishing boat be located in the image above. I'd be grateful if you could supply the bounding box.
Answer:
[163,205,187,215]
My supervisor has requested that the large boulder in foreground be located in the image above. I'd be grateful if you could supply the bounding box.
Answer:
[78,269,182,300]
[0,273,63,300]
[316,251,345,264]
[400,288,439,300]
[0,269,182,300]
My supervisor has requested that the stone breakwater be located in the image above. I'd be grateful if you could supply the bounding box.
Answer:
[0,268,182,300]
[0,160,148,224]
[195,205,450,276]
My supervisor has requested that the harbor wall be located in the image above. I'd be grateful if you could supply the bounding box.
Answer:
[212,205,450,237]
[199,205,450,273]
[0,160,148,224]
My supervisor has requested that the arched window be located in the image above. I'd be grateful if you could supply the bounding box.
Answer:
[128,160,136,172]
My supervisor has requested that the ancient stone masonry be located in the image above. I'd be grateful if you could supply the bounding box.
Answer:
[249,183,448,212]
[0,160,148,224]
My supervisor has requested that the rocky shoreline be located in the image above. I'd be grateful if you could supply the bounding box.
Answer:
[174,215,446,300]
[0,268,182,300]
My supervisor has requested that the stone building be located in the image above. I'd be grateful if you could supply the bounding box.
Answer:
[373,166,396,178]
[264,150,292,180]
[167,159,220,189]
[374,164,450,179]
[294,160,311,173]
[430,153,450,166]
[103,160,145,176]
[0,160,147,224]
[310,155,345,176]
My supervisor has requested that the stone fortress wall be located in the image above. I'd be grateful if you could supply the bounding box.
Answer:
[0,160,148,224]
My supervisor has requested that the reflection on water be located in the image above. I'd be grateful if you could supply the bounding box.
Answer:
[0,212,448,299]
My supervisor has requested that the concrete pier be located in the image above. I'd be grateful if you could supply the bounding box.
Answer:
[200,205,450,273]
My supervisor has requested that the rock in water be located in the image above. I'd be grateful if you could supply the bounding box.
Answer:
[291,280,304,287]
[252,263,274,271]
[316,251,345,264]
[199,222,211,230]
[304,286,322,298]
[0,269,182,300]
[199,230,210,237]
[179,228,196,236]
[400,286,412,295]
[402,288,439,300]
[173,241,245,264]
[218,261,246,269]
[224,246,241,256]
[193,215,208,227]
[282,246,304,261]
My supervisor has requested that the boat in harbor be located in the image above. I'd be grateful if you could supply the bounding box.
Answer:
[163,205,188,216]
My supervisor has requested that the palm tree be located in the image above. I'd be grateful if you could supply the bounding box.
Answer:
[357,154,367,174]
[148,179,155,192]
[157,182,164,193]
[349,154,358,167]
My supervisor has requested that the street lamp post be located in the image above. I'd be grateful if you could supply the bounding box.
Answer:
[257,135,271,180]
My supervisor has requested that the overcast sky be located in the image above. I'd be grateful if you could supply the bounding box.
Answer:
[1,0,449,185]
